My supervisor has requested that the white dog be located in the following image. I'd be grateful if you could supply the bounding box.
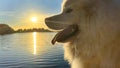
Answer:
[45,0,120,68]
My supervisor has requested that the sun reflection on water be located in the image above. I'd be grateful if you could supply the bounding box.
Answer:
[33,32,37,55]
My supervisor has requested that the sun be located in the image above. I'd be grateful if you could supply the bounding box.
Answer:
[31,17,37,23]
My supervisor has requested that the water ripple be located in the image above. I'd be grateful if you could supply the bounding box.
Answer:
[0,33,70,68]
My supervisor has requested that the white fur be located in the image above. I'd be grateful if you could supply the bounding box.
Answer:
[45,0,120,68]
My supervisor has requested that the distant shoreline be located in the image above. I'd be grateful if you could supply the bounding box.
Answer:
[0,24,53,35]
[15,28,52,33]
[14,31,53,33]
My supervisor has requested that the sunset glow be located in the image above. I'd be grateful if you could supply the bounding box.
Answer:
[31,17,37,23]
[0,0,62,30]
[33,32,37,55]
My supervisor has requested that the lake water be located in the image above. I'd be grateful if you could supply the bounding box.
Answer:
[0,32,70,68]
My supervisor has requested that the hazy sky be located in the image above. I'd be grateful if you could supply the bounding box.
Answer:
[0,0,63,29]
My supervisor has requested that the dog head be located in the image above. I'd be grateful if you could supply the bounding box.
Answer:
[45,0,95,44]
[45,0,96,44]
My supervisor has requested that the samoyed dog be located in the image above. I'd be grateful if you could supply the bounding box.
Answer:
[45,0,120,68]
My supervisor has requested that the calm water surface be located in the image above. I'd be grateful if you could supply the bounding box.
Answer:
[0,32,70,68]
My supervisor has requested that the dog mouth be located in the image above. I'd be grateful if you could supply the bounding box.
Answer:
[52,24,78,45]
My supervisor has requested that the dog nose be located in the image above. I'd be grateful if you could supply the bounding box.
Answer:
[45,17,49,22]
[45,18,48,22]
[45,18,49,26]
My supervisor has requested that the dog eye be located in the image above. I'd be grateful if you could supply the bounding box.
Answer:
[65,8,73,13]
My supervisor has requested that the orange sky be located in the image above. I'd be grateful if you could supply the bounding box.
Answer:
[12,13,50,30]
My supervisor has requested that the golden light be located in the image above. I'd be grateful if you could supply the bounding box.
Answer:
[33,32,37,55]
[31,17,37,22]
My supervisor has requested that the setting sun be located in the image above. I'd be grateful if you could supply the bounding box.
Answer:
[31,17,37,23]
